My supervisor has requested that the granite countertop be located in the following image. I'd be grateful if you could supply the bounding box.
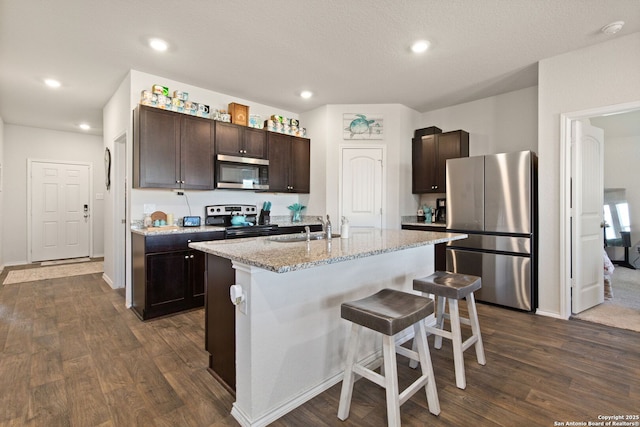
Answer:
[401,215,447,228]
[131,225,226,236]
[189,228,467,273]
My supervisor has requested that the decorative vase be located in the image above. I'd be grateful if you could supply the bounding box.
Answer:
[292,211,302,222]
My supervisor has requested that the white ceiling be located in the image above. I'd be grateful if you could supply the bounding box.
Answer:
[1,0,639,136]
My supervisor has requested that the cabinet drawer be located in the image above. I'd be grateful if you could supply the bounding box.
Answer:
[145,231,224,253]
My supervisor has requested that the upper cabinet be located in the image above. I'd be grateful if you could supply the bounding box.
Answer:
[134,105,215,189]
[412,129,469,194]
[268,133,310,193]
[215,121,267,159]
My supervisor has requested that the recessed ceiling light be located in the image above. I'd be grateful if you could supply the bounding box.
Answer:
[601,21,624,35]
[79,123,90,130]
[44,78,61,88]
[149,38,169,52]
[300,90,313,99]
[411,40,430,54]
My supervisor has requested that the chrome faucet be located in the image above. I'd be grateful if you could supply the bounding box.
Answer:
[305,225,311,242]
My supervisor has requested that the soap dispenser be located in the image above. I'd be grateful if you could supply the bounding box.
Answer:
[341,216,349,239]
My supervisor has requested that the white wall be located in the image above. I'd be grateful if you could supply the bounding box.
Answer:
[303,104,419,230]
[299,106,328,218]
[3,124,104,265]
[419,86,538,157]
[102,72,131,289]
[413,86,539,212]
[0,117,4,271]
[538,32,640,317]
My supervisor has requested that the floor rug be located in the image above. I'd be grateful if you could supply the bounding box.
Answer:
[572,267,640,332]
[3,261,103,285]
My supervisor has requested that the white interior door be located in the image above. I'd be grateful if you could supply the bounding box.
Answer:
[341,147,383,228]
[31,160,91,262]
[571,120,605,314]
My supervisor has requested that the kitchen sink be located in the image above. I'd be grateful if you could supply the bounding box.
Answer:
[267,233,339,243]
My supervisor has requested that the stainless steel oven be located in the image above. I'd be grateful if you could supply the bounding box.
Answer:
[204,204,279,239]
[215,154,269,190]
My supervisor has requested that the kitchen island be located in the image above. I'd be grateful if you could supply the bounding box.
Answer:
[190,228,466,427]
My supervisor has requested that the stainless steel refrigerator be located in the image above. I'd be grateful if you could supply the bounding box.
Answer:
[445,151,538,311]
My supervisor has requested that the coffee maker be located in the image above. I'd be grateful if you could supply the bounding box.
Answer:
[434,198,446,223]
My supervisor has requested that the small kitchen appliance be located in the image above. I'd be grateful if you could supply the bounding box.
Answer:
[215,155,269,190]
[434,198,446,223]
[205,204,278,239]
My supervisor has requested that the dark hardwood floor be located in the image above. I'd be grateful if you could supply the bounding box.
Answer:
[0,268,638,426]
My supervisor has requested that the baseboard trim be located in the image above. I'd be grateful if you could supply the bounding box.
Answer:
[535,309,566,319]
[230,330,416,426]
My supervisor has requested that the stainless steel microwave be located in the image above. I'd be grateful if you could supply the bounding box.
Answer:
[215,154,269,190]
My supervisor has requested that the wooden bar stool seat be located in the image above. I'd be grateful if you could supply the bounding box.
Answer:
[412,271,486,390]
[338,288,440,426]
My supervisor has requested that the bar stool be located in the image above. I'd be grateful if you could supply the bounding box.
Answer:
[411,271,485,390]
[337,288,440,426]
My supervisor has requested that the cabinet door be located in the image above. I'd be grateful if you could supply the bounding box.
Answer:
[289,136,310,193]
[190,249,206,303]
[135,106,181,188]
[243,127,268,159]
[146,251,190,317]
[267,133,291,192]
[436,131,469,193]
[205,254,237,392]
[181,116,214,189]
[215,121,243,156]
[412,135,437,193]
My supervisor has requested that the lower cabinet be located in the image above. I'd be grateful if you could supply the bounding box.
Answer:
[132,231,224,320]
[204,224,322,394]
[401,225,447,271]
[205,254,236,394]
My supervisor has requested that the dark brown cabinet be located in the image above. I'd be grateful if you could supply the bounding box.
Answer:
[131,230,224,320]
[268,133,310,193]
[205,254,236,394]
[412,130,469,194]
[215,121,267,159]
[133,105,215,189]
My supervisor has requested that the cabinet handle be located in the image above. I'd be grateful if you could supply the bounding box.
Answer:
[187,240,192,243]
[190,255,194,258]
[184,255,189,259]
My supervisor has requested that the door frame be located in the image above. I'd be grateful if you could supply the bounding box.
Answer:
[560,100,640,319]
[113,133,127,289]
[338,145,386,229]
[27,158,93,263]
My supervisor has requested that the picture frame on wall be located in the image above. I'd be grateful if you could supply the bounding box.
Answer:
[343,114,383,140]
